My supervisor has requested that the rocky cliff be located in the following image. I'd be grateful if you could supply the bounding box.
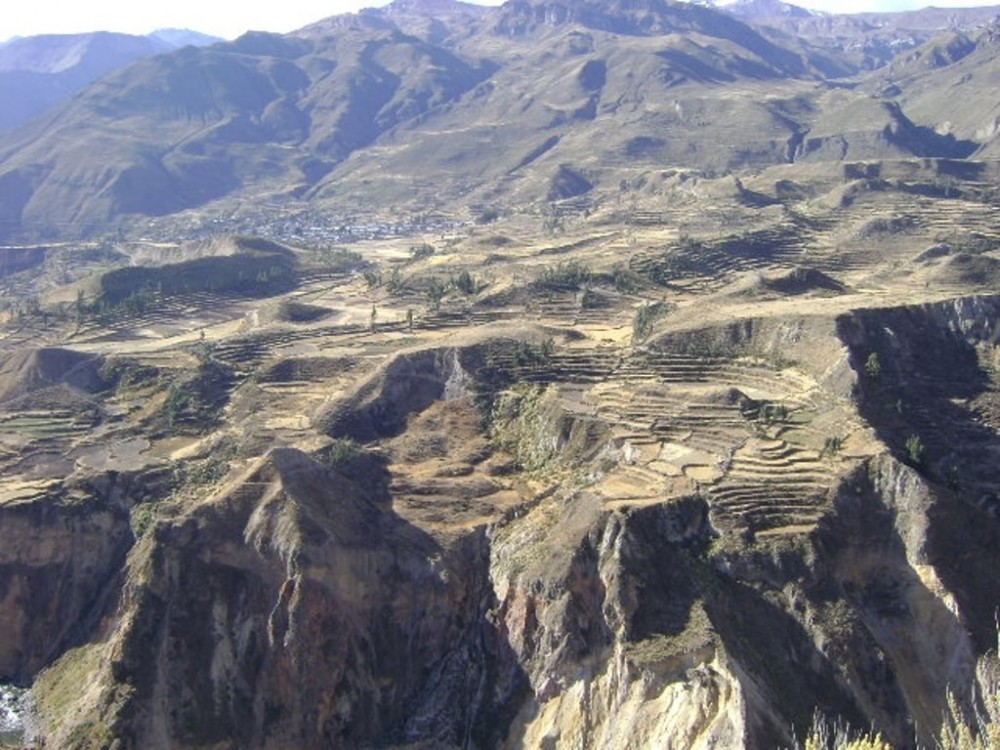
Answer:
[3,296,998,749]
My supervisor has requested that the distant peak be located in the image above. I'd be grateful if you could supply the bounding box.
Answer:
[148,28,223,48]
[381,0,491,12]
[713,0,822,20]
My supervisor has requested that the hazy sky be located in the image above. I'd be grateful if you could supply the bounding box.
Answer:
[3,0,998,41]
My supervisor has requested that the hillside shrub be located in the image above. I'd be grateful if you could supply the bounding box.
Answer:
[452,270,479,295]
[427,278,447,310]
[865,353,881,382]
[905,434,924,467]
[538,260,591,291]
[327,437,361,467]
[513,338,554,367]
[409,243,435,261]
[633,301,668,343]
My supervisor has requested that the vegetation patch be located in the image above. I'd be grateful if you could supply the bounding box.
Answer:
[408,243,436,262]
[489,384,564,474]
[157,362,236,433]
[536,260,592,291]
[625,602,714,670]
[632,301,670,343]
[271,301,333,324]
[512,338,554,368]
[99,358,159,392]
[94,251,296,313]
[33,643,105,739]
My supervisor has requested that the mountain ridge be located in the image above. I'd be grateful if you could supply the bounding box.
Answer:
[0,29,222,132]
[0,0,999,241]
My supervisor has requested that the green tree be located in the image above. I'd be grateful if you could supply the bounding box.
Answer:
[386,267,404,294]
[453,270,478,295]
[821,436,843,458]
[409,243,435,261]
[427,279,446,311]
[327,437,361,467]
[865,353,881,382]
[905,434,924,467]
[633,302,668,343]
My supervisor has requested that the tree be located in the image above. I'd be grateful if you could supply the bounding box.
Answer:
[409,243,435,261]
[453,270,478,295]
[633,302,668,343]
[865,353,881,382]
[822,436,843,458]
[328,437,361,467]
[427,279,446,311]
[386,268,404,294]
[75,289,87,328]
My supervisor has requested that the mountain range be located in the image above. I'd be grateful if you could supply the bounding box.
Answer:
[0,0,997,242]
[2,2,1000,748]
[0,29,220,133]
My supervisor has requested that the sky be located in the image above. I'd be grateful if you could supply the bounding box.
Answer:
[2,0,442,41]
[3,0,999,42]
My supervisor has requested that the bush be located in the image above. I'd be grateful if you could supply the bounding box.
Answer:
[865,353,881,382]
[937,685,1000,750]
[426,278,447,311]
[905,434,924,467]
[363,270,382,289]
[386,268,404,294]
[538,261,591,291]
[409,243,435,262]
[612,265,641,293]
[633,302,668,343]
[801,713,892,750]
[513,338,554,367]
[821,436,843,458]
[452,270,479,295]
[327,437,361,467]
[476,207,501,224]
[760,402,790,424]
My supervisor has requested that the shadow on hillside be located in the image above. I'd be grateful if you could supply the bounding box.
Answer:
[836,302,1000,650]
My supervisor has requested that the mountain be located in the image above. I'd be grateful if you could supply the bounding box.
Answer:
[712,0,821,23]
[1,2,1000,749]
[148,28,225,48]
[882,24,1000,155]
[0,0,997,242]
[717,1,1000,70]
[0,29,221,132]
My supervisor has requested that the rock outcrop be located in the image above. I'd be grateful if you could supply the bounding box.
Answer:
[5,296,998,749]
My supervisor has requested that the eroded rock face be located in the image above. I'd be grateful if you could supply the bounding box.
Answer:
[65,448,525,750]
[837,295,1000,649]
[487,451,991,749]
[0,480,132,683]
[12,299,1000,749]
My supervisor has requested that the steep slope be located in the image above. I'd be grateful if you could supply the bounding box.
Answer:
[0,1,997,242]
[0,27,491,239]
[879,25,1000,156]
[721,1,1000,72]
[0,31,219,132]
[0,131,997,745]
[34,447,518,749]
[13,298,999,748]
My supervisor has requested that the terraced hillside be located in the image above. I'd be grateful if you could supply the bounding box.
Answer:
[0,153,997,749]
